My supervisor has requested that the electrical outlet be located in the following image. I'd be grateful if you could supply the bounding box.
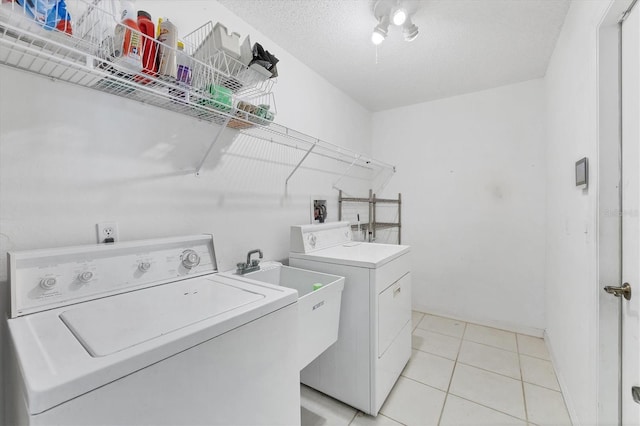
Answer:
[96,222,119,243]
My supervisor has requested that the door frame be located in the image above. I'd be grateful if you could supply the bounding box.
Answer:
[597,1,635,424]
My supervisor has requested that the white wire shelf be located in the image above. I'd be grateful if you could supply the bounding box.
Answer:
[238,123,396,193]
[0,0,396,187]
[0,0,276,129]
[184,22,276,98]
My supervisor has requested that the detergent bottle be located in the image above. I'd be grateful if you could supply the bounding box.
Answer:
[113,0,142,72]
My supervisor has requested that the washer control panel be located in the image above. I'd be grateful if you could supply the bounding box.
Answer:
[290,221,353,253]
[9,235,217,318]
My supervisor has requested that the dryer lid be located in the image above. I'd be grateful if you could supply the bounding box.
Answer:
[60,277,264,357]
[290,241,410,268]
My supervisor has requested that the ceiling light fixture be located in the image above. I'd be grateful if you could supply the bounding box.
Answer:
[402,17,419,42]
[371,0,419,45]
[391,8,407,26]
[371,14,389,45]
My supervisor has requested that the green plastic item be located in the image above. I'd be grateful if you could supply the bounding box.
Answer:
[199,84,232,112]
[312,283,323,291]
[251,104,274,125]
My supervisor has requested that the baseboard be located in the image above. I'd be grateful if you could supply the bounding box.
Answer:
[544,329,579,426]
[412,304,544,337]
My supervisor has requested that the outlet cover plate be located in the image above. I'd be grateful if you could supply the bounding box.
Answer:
[96,222,119,243]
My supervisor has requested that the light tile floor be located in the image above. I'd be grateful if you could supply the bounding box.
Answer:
[300,311,572,426]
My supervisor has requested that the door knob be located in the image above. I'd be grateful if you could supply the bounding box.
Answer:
[603,282,632,301]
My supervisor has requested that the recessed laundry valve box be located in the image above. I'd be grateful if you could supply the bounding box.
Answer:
[238,262,345,370]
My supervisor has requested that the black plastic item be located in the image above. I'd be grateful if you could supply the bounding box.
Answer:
[250,43,279,78]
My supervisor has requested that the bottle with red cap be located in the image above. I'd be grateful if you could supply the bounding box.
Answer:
[113,0,142,73]
[137,10,157,77]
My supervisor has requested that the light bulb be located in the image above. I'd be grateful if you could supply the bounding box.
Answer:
[403,17,419,42]
[371,30,385,45]
[371,15,389,45]
[392,8,407,26]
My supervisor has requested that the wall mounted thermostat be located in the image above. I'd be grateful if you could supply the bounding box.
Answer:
[575,157,588,188]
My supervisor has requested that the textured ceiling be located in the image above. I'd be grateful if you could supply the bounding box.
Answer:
[218,0,570,112]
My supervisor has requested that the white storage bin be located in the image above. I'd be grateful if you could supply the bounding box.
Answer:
[213,23,241,59]
[241,262,345,370]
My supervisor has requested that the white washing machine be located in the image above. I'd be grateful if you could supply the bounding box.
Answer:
[289,222,412,416]
[5,235,300,426]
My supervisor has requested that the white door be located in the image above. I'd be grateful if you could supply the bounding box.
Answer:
[621,2,640,423]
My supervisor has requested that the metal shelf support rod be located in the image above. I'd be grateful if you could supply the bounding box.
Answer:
[332,154,361,191]
[241,131,378,170]
[340,197,371,202]
[370,198,399,203]
[285,139,318,192]
[195,115,233,176]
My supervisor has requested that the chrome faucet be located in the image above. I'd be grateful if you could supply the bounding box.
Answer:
[236,249,263,274]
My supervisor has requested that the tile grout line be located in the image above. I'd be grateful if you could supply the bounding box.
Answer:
[412,312,567,424]
[416,325,527,355]
[445,392,531,424]
[454,359,522,382]
[412,342,551,385]
[417,312,551,359]
[414,325,465,340]
[346,410,359,426]
[411,345,457,362]
[516,335,530,424]
[522,379,564,394]
[397,375,450,395]
[519,350,554,362]
[414,310,546,343]
[459,336,518,354]
[436,321,467,425]
[412,313,425,332]
[455,328,524,423]
[442,321,527,423]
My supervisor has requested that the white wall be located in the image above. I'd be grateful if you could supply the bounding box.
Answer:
[0,1,372,423]
[544,0,613,423]
[371,79,547,334]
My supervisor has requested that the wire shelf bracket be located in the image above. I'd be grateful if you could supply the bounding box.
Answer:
[284,139,318,195]
[195,115,234,176]
[332,154,362,192]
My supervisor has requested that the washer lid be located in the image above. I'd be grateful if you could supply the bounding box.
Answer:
[7,273,297,415]
[60,277,264,357]
[290,242,410,268]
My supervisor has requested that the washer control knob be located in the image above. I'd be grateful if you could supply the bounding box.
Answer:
[138,262,151,272]
[39,277,57,290]
[307,233,317,249]
[181,250,200,269]
[78,271,94,283]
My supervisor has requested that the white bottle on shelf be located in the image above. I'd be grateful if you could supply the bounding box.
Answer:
[157,18,177,79]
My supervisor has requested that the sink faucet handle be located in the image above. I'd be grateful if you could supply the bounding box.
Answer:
[236,262,247,274]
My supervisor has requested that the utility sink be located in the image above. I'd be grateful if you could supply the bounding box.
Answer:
[241,262,345,370]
